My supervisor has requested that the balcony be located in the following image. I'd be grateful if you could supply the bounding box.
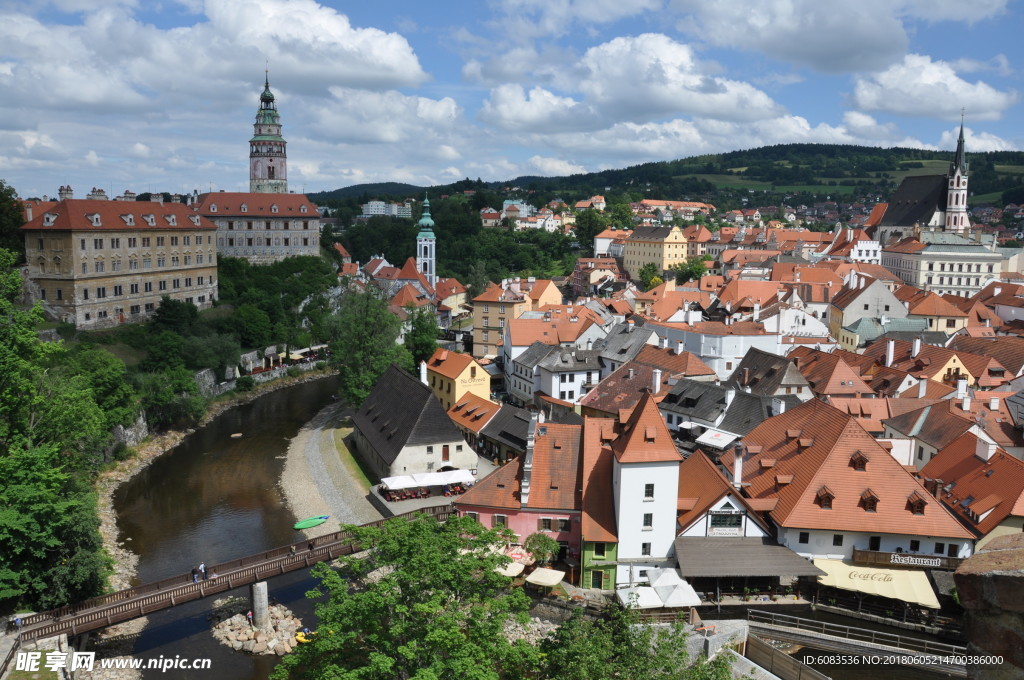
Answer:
[851,548,964,571]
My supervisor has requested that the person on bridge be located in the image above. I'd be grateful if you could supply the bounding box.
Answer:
[199,562,207,580]
[308,541,315,553]
[191,567,199,583]
[289,545,296,558]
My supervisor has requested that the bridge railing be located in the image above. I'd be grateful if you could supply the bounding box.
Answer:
[11,505,455,633]
[747,610,966,657]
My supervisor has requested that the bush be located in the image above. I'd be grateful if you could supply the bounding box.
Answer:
[287,366,301,378]
[56,322,77,340]
[236,376,255,392]
[315,361,326,370]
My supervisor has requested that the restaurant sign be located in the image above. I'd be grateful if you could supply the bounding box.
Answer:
[890,553,942,568]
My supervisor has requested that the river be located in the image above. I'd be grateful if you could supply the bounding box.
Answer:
[113,377,339,680]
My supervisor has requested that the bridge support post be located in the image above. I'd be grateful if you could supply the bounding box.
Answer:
[251,582,271,632]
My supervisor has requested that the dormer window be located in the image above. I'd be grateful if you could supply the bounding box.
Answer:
[240,203,248,213]
[271,204,279,213]
[43,213,57,226]
[300,205,308,214]
[850,450,869,471]
[164,214,177,226]
[209,204,217,213]
[142,214,156,227]
[907,490,927,515]
[121,214,135,226]
[860,489,879,512]
[88,213,102,227]
[816,485,834,510]
[189,215,201,226]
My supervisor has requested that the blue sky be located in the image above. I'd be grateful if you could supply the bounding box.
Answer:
[1,0,1021,198]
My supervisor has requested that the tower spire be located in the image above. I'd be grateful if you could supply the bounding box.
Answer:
[416,193,437,289]
[250,72,287,193]
[952,108,968,176]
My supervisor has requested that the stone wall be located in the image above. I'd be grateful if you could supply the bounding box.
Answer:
[953,532,1024,679]
[112,412,149,447]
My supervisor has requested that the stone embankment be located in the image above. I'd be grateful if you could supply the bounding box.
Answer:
[209,597,305,656]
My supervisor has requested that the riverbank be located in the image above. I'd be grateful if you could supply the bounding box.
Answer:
[278,402,383,541]
[85,370,337,677]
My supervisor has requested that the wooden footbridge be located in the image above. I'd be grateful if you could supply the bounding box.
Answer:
[747,610,968,677]
[2,505,453,674]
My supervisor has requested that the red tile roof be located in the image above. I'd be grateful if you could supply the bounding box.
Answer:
[676,452,769,533]
[580,419,617,542]
[195,192,318,216]
[728,399,972,538]
[22,199,216,232]
[427,348,482,380]
[610,391,681,464]
[447,393,500,434]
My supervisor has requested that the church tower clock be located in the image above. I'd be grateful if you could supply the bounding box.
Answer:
[249,73,288,194]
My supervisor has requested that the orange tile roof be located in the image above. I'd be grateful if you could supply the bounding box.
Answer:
[427,348,481,380]
[195,191,318,216]
[717,279,788,308]
[507,317,597,347]
[434,277,467,300]
[333,242,351,258]
[730,400,973,538]
[676,451,769,533]
[921,432,1024,537]
[789,347,873,397]
[390,283,433,308]
[611,391,681,464]
[22,199,216,232]
[447,393,500,434]
[580,419,617,542]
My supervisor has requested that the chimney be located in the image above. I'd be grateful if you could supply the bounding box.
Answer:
[626,319,634,333]
[912,337,922,358]
[886,339,895,368]
[628,368,635,380]
[586,338,593,350]
[933,478,944,499]
[956,378,968,399]
[771,397,786,415]
[419,360,428,385]
[652,369,662,394]
[989,397,999,411]
[24,204,32,222]
[917,378,928,398]
[975,437,998,461]
[659,335,668,349]
[753,303,760,321]
[741,368,751,386]
[732,442,745,490]
[676,340,685,355]
[962,394,971,411]
[724,387,736,408]
[985,318,991,328]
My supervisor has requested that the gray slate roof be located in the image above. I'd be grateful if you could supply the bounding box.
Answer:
[592,321,656,366]
[538,348,602,373]
[718,392,799,436]
[352,364,465,465]
[724,347,808,397]
[675,537,825,577]
[845,317,930,345]
[515,341,558,371]
[879,175,947,227]
[659,379,797,437]
[480,403,532,454]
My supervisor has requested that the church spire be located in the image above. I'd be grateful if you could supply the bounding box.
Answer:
[416,193,437,289]
[952,109,968,176]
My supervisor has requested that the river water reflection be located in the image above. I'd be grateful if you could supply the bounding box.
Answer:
[113,377,339,680]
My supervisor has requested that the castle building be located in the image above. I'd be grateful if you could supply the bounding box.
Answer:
[21,190,218,328]
[249,74,287,194]
[196,192,320,264]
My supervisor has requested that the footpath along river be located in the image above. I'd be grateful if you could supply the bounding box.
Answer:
[112,377,340,680]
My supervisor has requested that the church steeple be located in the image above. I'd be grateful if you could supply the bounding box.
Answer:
[416,194,437,289]
[945,110,969,235]
[249,71,288,194]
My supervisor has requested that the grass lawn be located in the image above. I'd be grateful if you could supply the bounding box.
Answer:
[99,343,147,368]
[9,669,60,679]
[333,426,376,490]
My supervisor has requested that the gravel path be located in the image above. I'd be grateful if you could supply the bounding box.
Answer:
[279,401,383,540]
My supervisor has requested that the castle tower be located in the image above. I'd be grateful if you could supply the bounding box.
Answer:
[249,73,287,194]
[945,115,969,235]
[416,195,437,289]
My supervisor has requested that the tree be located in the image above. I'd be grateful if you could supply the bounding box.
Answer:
[135,367,205,430]
[0,180,25,262]
[637,263,660,290]
[464,259,491,300]
[573,209,609,252]
[670,256,711,284]
[523,532,559,566]
[327,290,413,406]
[271,514,536,680]
[235,303,273,349]
[151,296,199,335]
[404,305,438,366]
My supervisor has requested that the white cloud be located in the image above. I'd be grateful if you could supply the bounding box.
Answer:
[840,112,900,140]
[528,156,586,176]
[491,0,662,37]
[308,88,461,145]
[951,54,1012,77]
[576,34,783,122]
[131,142,150,158]
[852,54,1018,121]
[479,84,598,132]
[670,0,909,73]
[85,150,100,166]
[938,126,1017,152]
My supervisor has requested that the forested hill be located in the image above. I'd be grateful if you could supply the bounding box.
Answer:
[310,143,1024,205]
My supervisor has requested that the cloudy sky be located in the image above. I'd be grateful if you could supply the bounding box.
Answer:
[3,0,1022,198]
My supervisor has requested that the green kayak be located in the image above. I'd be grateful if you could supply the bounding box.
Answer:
[293,515,329,530]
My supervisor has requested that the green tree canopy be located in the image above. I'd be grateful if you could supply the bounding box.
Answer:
[573,209,609,252]
[327,290,413,405]
[0,180,24,262]
[523,532,559,566]
[670,256,711,284]
[404,305,439,367]
[638,263,660,290]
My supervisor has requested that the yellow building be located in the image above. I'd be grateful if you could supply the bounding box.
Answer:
[22,196,218,328]
[471,278,561,359]
[622,226,687,281]
[425,348,491,410]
